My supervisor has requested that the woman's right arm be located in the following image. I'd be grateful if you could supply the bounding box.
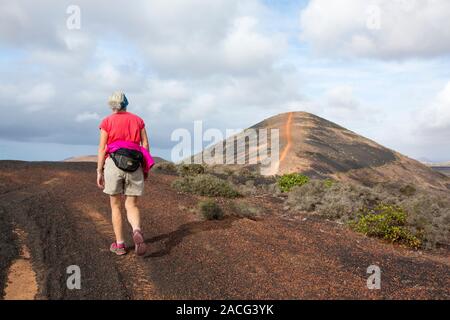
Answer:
[97,129,108,188]
[97,129,108,169]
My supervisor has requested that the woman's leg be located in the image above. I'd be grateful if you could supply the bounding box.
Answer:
[110,195,125,243]
[125,195,146,256]
[125,196,141,231]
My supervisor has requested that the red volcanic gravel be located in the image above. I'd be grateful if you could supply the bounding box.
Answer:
[0,161,448,299]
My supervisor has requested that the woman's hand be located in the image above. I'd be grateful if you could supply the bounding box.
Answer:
[97,129,108,189]
[97,171,104,189]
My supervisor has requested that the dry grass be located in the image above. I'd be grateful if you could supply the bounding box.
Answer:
[286,179,449,249]
[152,162,178,175]
[172,174,241,198]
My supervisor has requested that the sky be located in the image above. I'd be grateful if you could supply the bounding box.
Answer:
[1,0,450,162]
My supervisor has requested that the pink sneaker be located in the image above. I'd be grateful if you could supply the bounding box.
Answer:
[132,230,147,256]
[110,242,127,256]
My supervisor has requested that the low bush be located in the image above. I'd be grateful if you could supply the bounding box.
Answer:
[205,165,234,177]
[287,180,392,220]
[399,184,416,196]
[400,193,450,249]
[152,162,178,175]
[172,174,241,198]
[350,204,422,249]
[287,179,449,249]
[198,199,224,220]
[323,179,335,188]
[278,173,310,193]
[232,179,258,196]
[177,163,206,177]
[230,200,261,220]
[233,166,259,178]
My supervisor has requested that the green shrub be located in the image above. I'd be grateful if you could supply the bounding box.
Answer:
[323,179,335,188]
[198,199,224,220]
[287,180,391,219]
[278,173,310,192]
[172,174,241,198]
[287,180,328,211]
[399,184,416,196]
[400,193,450,248]
[233,167,257,178]
[230,200,261,220]
[205,165,234,177]
[232,179,258,196]
[286,179,449,249]
[152,162,177,175]
[350,204,422,249]
[177,163,206,177]
[227,170,277,196]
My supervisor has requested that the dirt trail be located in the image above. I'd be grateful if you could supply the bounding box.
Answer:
[74,202,160,299]
[4,229,38,300]
[279,112,293,164]
[0,161,449,300]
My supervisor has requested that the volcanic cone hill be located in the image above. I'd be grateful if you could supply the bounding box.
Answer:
[195,111,450,191]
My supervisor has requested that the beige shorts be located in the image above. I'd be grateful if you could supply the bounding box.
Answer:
[103,157,144,196]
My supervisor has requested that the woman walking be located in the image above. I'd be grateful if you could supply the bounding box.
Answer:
[96,92,153,256]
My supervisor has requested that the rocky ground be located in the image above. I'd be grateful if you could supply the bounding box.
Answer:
[0,161,448,300]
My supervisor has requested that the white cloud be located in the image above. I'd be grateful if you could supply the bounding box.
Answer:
[222,16,286,72]
[18,83,55,106]
[300,0,450,59]
[326,85,359,112]
[308,85,380,129]
[146,79,190,102]
[62,32,93,52]
[0,0,299,151]
[0,0,67,50]
[180,94,217,120]
[0,0,284,77]
[89,63,121,88]
[419,82,450,130]
[75,112,100,123]
[385,81,450,161]
[80,0,284,77]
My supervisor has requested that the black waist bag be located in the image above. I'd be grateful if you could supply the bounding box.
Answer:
[110,148,143,172]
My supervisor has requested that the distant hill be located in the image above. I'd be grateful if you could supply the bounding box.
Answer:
[427,163,450,177]
[422,161,450,177]
[426,161,450,167]
[64,155,97,162]
[194,111,450,191]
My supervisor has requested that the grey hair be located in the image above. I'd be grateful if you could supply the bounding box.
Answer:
[108,92,128,111]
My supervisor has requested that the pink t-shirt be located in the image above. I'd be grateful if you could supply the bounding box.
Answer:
[99,112,145,145]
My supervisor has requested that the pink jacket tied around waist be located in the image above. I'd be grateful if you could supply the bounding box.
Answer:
[106,140,155,174]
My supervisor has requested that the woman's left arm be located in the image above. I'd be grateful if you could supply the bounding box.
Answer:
[140,128,150,180]
[140,128,150,151]
[97,129,108,188]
